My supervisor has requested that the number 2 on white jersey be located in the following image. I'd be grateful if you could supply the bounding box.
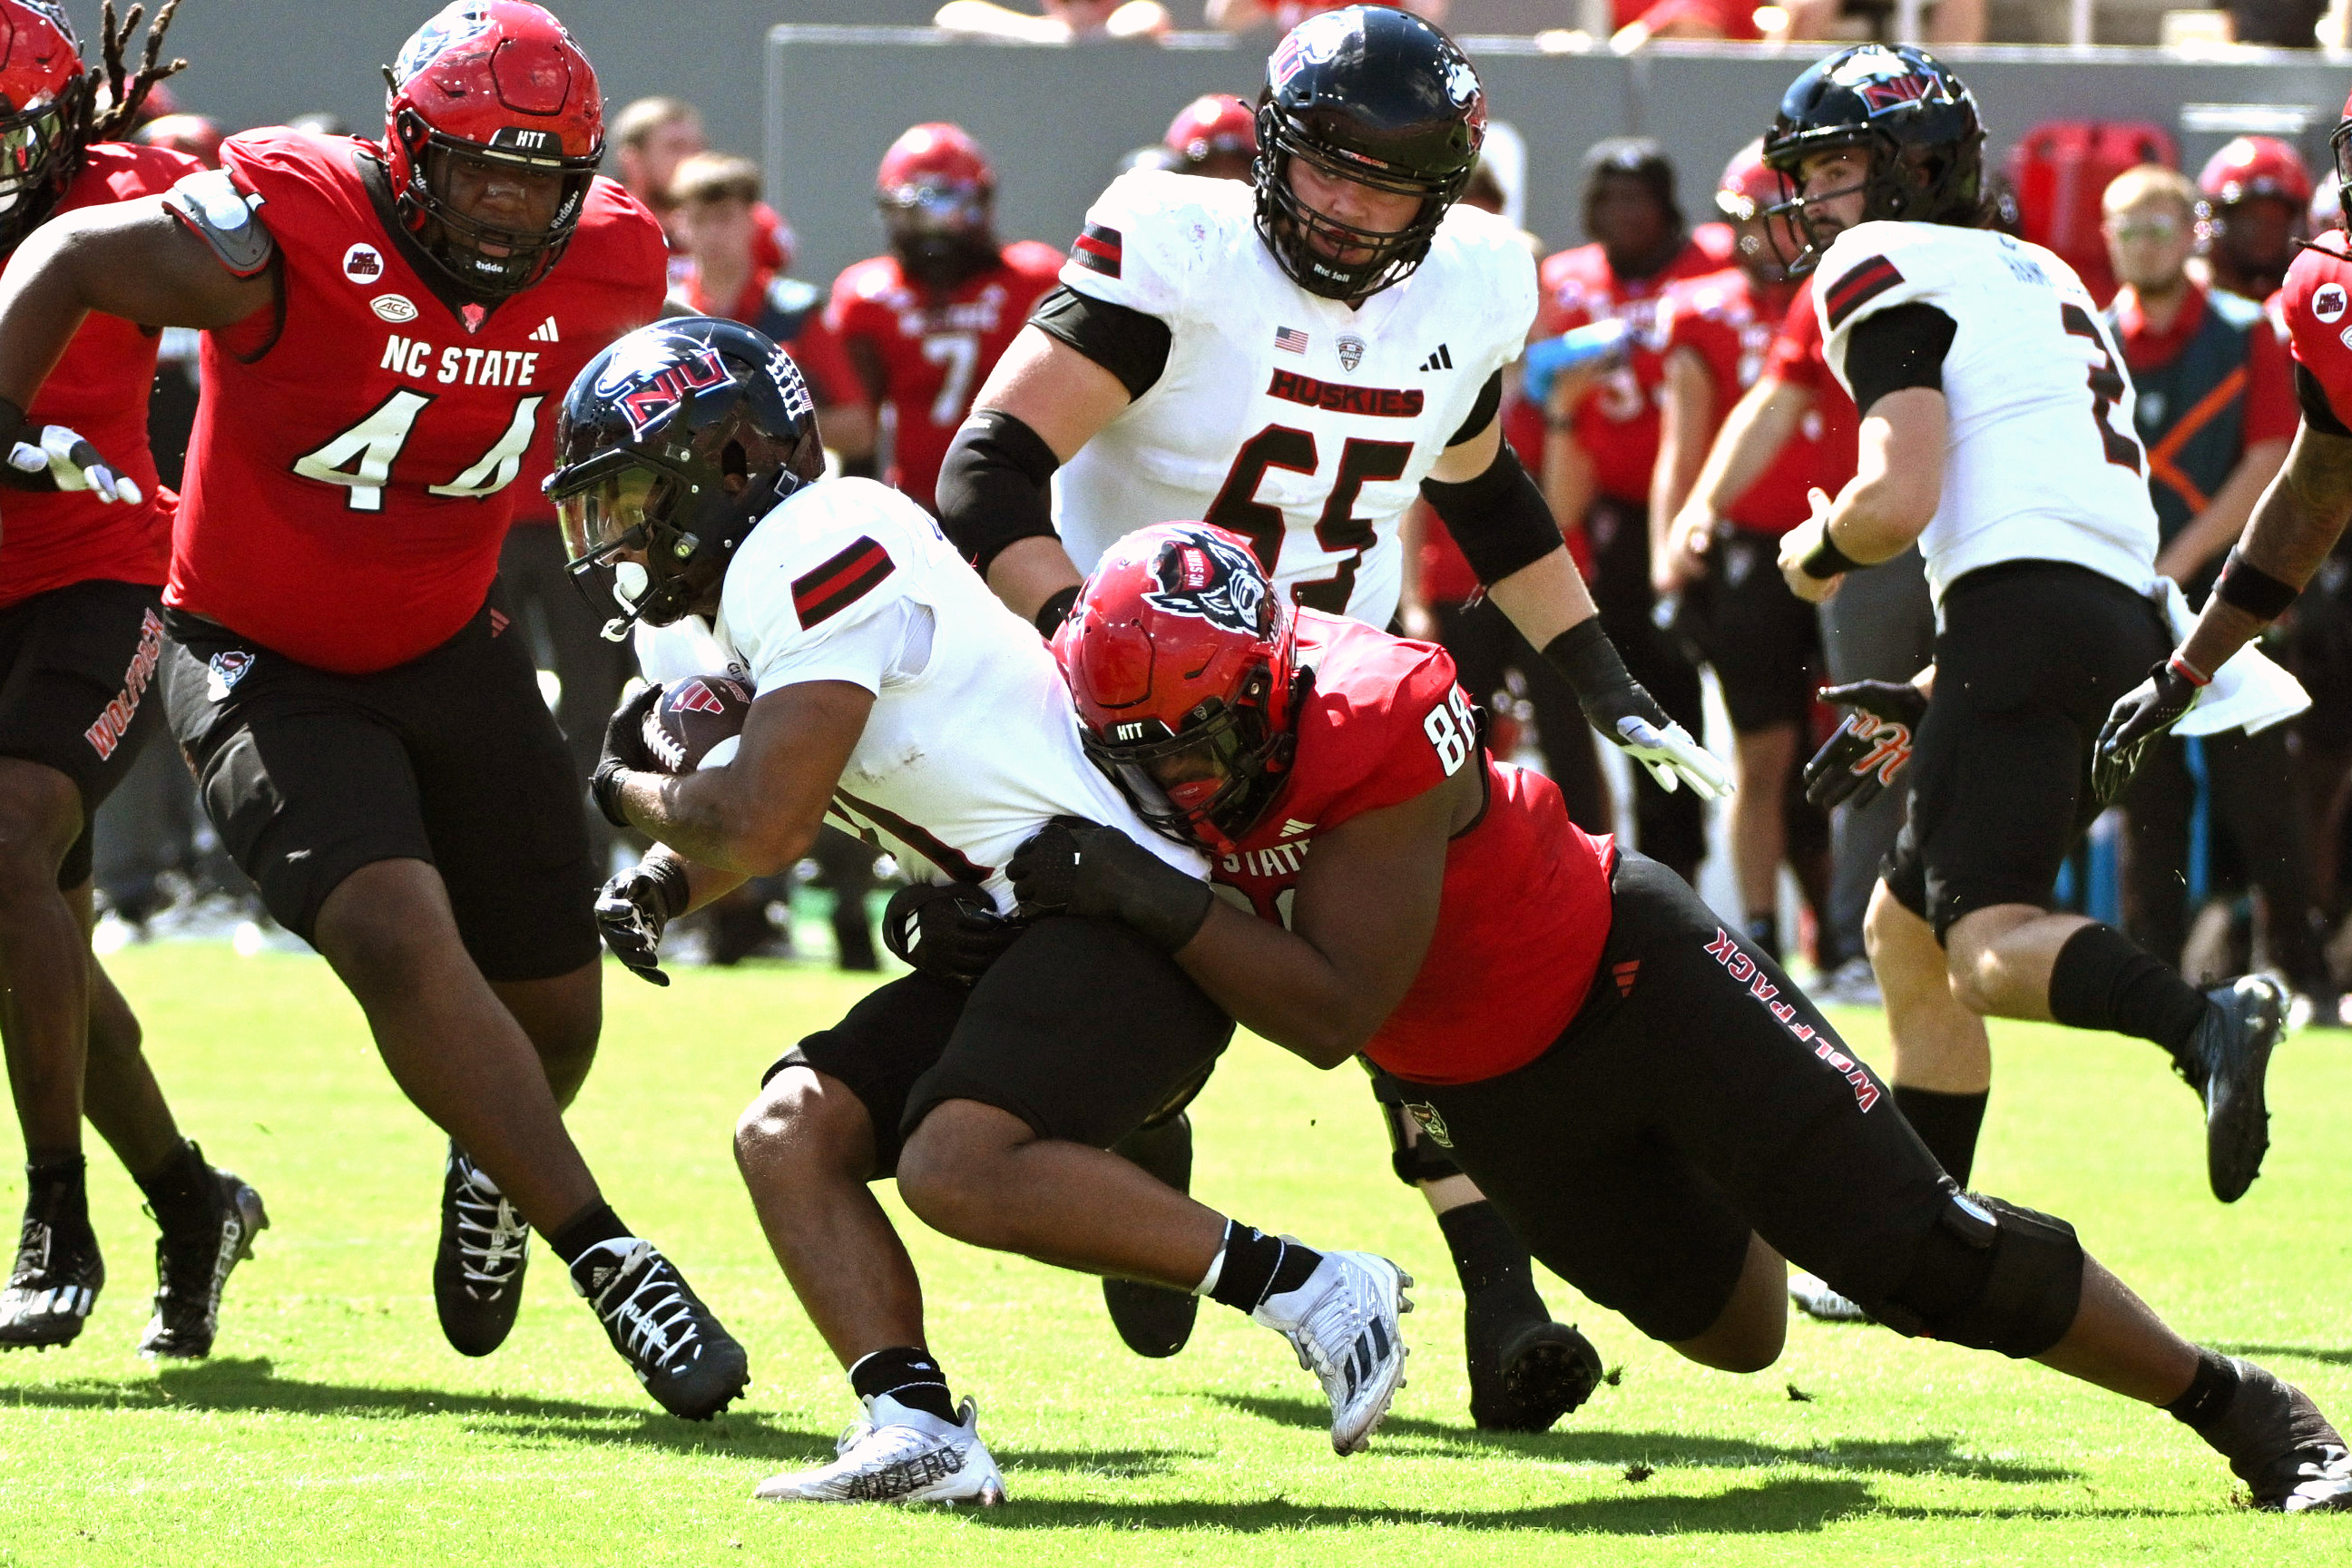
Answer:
[291,393,544,511]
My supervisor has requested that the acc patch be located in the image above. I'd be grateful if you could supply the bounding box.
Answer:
[371,294,418,322]
[2317,281,2348,324]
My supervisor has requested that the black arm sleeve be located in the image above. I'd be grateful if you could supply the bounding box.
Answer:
[2297,361,2352,438]
[935,408,1063,575]
[1028,285,1172,400]
[1446,370,1504,447]
[1419,441,1563,587]
[1845,302,1958,416]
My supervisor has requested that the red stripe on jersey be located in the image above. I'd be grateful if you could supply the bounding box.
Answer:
[791,536,894,627]
[1825,257,1904,329]
[1073,221,1123,279]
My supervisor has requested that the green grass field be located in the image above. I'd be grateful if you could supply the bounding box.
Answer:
[2,944,2349,1564]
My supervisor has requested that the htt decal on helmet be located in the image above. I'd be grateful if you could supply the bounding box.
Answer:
[1147,530,1271,637]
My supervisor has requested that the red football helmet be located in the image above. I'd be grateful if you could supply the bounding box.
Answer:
[1055,524,1301,854]
[382,2,604,298]
[877,122,995,278]
[0,1,91,243]
[1163,93,1256,173]
[1715,137,1797,281]
[2200,134,2313,209]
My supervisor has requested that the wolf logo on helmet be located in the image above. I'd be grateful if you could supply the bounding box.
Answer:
[389,2,495,84]
[1145,529,1271,638]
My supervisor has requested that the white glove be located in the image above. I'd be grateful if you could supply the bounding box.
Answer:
[7,425,141,504]
[1610,713,1734,801]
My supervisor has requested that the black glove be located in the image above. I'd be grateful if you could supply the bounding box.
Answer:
[1033,584,1080,639]
[2093,660,2202,806]
[0,397,139,503]
[881,881,1023,984]
[589,681,665,828]
[1803,679,1928,812]
[1541,618,1733,799]
[1006,815,1215,954]
[594,857,691,987]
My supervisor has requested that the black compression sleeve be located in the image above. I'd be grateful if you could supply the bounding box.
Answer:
[1028,286,1172,400]
[1420,441,1562,586]
[936,408,1063,575]
[2297,361,2352,438]
[1446,370,1503,447]
[1846,302,1957,415]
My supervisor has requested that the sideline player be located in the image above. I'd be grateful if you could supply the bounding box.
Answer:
[0,0,267,1360]
[2196,136,2310,305]
[823,123,1062,511]
[1029,520,2352,1514]
[2102,89,2352,861]
[555,318,1409,1502]
[934,5,1728,1430]
[1759,46,2288,1206]
[0,2,746,1415]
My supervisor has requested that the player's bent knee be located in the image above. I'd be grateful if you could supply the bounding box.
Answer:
[895,1101,1034,1242]
[1875,1192,2084,1358]
[734,1068,874,1181]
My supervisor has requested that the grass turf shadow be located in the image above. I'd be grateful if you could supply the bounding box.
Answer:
[2219,1343,2352,1369]
[1204,1393,2078,1484]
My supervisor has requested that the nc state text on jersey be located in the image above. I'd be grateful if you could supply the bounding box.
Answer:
[1265,368,1426,419]
[378,334,543,388]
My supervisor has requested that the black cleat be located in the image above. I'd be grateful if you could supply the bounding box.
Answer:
[140,1157,268,1360]
[1102,1112,1200,1358]
[1468,1314,1602,1432]
[0,1201,102,1351]
[2199,1358,2352,1512]
[2178,975,2284,1203]
[569,1237,749,1420]
[435,1142,531,1357]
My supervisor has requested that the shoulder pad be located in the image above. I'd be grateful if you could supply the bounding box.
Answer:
[162,168,274,279]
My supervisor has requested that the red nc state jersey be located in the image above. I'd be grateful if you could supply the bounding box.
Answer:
[1536,230,1735,505]
[168,130,666,673]
[0,142,202,611]
[824,242,1063,510]
[1215,612,1615,1086]
[1660,271,1857,534]
[2281,241,2352,425]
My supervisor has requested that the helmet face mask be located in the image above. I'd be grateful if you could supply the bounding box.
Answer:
[400,130,595,295]
[876,122,996,286]
[0,0,93,250]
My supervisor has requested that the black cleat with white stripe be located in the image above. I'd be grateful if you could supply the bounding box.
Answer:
[140,1156,269,1360]
[435,1142,531,1357]
[569,1236,749,1421]
[0,1200,103,1351]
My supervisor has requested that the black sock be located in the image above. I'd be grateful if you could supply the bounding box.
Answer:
[1747,913,1781,964]
[849,1345,958,1424]
[133,1141,219,1240]
[2166,1346,2242,1432]
[549,1201,630,1266]
[1437,1200,1545,1317]
[24,1154,90,1239]
[1205,1221,1322,1312]
[1890,1084,1990,1190]
[2047,923,2210,1055]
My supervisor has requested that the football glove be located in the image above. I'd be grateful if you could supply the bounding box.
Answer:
[1543,619,1732,800]
[881,881,1023,984]
[2093,660,2202,806]
[595,857,691,987]
[1007,816,1215,955]
[1804,680,1927,812]
[1,423,141,504]
[589,681,664,828]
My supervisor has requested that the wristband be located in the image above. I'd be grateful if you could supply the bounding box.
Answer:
[2212,548,2301,622]
[642,855,691,920]
[1034,584,1080,638]
[589,761,632,829]
[1800,528,1862,580]
[2167,652,2211,689]
[1539,617,1625,699]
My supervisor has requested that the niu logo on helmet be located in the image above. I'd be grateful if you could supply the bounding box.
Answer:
[602,343,730,437]
[1146,531,1269,637]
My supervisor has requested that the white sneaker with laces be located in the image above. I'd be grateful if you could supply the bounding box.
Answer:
[1251,1249,1411,1455]
[1788,1270,1870,1322]
[754,1394,1006,1505]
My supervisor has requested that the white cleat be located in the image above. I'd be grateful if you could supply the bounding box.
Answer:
[753,1394,1006,1505]
[1788,1271,1870,1323]
[1252,1249,1411,1455]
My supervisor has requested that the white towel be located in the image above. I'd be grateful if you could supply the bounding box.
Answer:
[2154,577,2311,738]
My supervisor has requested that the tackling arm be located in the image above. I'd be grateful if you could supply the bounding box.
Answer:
[2175,420,2352,677]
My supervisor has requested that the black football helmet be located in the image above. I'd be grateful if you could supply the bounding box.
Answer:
[548,316,825,641]
[1759,44,1984,273]
[1252,5,1485,302]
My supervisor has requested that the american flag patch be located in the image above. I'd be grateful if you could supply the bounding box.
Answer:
[1275,326,1309,355]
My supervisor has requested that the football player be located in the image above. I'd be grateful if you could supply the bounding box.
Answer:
[822,123,1063,512]
[1028,519,2352,1514]
[2102,88,2352,882]
[559,318,1410,1503]
[1161,93,1257,183]
[2195,136,2310,304]
[1760,46,2289,1208]
[0,1,748,1416]
[0,0,268,1361]
[1651,142,1849,966]
[935,3,1727,1435]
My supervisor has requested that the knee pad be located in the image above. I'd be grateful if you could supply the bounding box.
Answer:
[1877,1191,2085,1358]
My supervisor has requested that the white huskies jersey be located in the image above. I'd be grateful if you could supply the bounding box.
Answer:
[1054,170,1538,629]
[642,476,1203,912]
[1815,221,2160,606]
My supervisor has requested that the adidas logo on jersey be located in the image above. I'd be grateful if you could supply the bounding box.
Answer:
[1418,344,1455,372]
[1279,818,1315,838]
[530,317,560,343]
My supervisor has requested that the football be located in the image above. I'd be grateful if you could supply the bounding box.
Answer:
[642,673,754,773]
